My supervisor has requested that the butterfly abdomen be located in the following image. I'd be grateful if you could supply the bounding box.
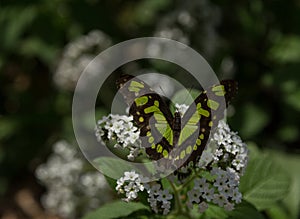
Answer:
[173,111,181,147]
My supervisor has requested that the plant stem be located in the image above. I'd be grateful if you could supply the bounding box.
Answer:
[177,168,202,190]
[178,174,196,191]
[167,178,192,218]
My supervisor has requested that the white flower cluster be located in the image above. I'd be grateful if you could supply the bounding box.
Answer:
[116,171,172,215]
[146,183,173,215]
[36,141,113,219]
[186,120,248,212]
[199,120,249,175]
[95,114,141,161]
[187,167,242,212]
[116,171,145,202]
[175,103,189,116]
[99,111,248,215]
[54,30,111,91]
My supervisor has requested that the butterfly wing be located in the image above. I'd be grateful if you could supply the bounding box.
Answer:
[116,74,175,160]
[173,80,238,168]
[117,75,238,168]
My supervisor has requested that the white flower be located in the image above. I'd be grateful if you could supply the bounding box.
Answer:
[213,133,227,146]
[124,182,137,192]
[79,172,108,196]
[146,183,173,215]
[194,178,207,190]
[219,186,233,199]
[213,194,227,207]
[123,121,134,130]
[226,167,239,181]
[203,188,215,202]
[95,114,141,160]
[175,103,189,116]
[127,132,140,144]
[209,120,249,174]
[54,30,111,91]
[162,201,171,215]
[124,171,139,181]
[187,189,200,203]
[148,183,161,195]
[224,202,235,211]
[36,140,112,219]
[217,169,227,179]
[198,151,213,167]
[135,180,145,192]
[198,201,208,213]
[115,171,146,202]
[147,196,158,213]
[232,158,242,170]
[116,177,125,192]
[157,189,173,203]
[127,153,135,161]
[124,182,139,201]
[231,188,242,203]
[215,149,223,157]
[213,178,227,191]
[112,120,124,133]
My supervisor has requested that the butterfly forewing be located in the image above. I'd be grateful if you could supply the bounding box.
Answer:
[116,75,175,160]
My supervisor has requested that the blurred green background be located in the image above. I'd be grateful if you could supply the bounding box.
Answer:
[0,0,299,218]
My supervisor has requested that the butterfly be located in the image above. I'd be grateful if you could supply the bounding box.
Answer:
[116,74,237,169]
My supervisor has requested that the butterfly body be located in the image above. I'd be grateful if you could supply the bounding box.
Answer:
[117,74,237,169]
[172,111,181,147]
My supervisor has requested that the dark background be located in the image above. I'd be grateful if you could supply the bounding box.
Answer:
[0,0,299,218]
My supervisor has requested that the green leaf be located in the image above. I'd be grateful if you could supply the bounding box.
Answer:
[284,89,300,111]
[269,35,300,63]
[82,201,149,219]
[267,151,300,219]
[134,0,171,25]
[227,201,265,219]
[0,6,37,50]
[0,177,8,196]
[0,117,18,140]
[239,103,269,138]
[240,153,291,210]
[266,205,290,219]
[168,215,191,219]
[203,204,228,219]
[20,37,58,64]
[103,175,117,191]
[277,125,299,142]
[93,157,136,180]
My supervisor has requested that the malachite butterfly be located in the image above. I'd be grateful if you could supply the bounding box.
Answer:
[116,74,237,169]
